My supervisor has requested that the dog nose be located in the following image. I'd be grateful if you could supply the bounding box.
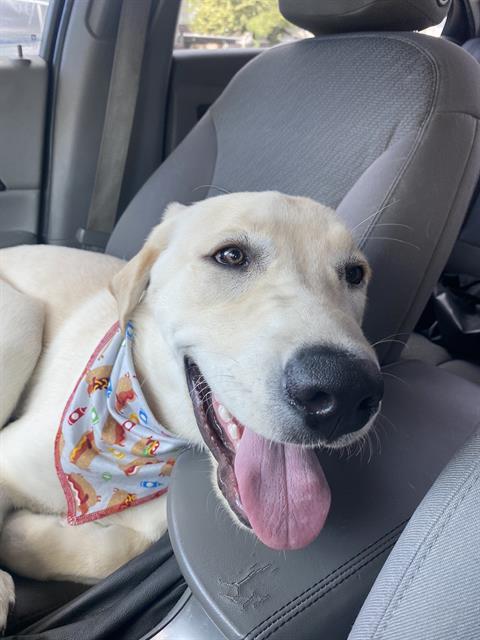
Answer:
[283,346,383,441]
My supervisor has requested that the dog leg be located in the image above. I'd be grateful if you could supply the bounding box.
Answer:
[0,489,14,632]
[0,510,152,584]
[0,280,44,428]
[0,570,14,633]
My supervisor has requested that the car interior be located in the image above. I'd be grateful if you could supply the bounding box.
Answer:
[1,0,480,638]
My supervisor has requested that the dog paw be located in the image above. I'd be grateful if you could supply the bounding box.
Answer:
[0,570,14,633]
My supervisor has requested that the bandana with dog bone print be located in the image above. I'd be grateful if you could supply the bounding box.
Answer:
[55,321,188,525]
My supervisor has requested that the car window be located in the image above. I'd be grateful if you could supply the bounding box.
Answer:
[0,0,51,57]
[421,17,446,37]
[176,0,311,49]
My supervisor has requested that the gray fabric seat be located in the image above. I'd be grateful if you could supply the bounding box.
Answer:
[464,36,480,61]
[105,1,480,638]
[349,425,480,640]
[11,0,480,636]
[165,361,480,640]
[109,19,480,365]
[447,35,480,277]
[402,334,480,385]
[400,33,480,386]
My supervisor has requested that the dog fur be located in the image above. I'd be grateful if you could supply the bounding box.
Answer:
[0,192,378,627]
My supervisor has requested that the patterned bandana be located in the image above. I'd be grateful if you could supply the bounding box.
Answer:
[55,321,188,525]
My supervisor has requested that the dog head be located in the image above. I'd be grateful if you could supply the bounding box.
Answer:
[110,191,382,550]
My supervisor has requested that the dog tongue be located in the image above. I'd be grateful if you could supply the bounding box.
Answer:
[234,428,331,550]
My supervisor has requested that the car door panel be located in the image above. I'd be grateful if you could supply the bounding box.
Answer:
[0,57,47,247]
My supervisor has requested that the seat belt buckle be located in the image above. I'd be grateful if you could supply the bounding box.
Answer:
[76,228,110,252]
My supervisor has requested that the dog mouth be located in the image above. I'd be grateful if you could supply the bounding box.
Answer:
[185,358,332,551]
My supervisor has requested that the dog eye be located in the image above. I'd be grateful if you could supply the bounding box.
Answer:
[213,246,248,267]
[345,263,365,286]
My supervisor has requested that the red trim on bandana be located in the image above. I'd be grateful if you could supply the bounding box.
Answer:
[54,323,169,525]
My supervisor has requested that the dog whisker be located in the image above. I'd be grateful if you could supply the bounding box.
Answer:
[362,236,420,251]
[381,370,411,389]
[364,422,383,461]
[353,223,414,241]
[372,331,411,343]
[371,422,382,456]
[190,348,241,367]
[364,222,414,231]
[377,412,397,432]
[371,338,408,348]
[349,200,401,233]
[189,380,209,396]
[193,184,232,195]
[367,432,374,463]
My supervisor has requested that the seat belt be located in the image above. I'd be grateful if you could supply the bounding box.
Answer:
[77,0,152,251]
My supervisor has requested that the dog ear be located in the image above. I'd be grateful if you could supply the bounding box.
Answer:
[110,203,185,330]
[163,201,187,220]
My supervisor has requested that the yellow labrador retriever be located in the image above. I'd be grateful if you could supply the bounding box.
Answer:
[0,191,382,626]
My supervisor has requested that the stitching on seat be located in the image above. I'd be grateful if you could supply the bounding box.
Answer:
[386,115,480,363]
[247,521,407,640]
[211,33,440,213]
[357,34,440,251]
[370,440,480,639]
[345,36,439,363]
[249,521,405,634]
[437,110,480,119]
[250,536,401,640]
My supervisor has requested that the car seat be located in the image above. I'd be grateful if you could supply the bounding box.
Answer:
[7,0,480,638]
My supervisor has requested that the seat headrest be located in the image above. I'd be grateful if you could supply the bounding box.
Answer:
[279,0,451,35]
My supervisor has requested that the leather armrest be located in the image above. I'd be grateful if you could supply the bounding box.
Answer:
[167,360,480,640]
